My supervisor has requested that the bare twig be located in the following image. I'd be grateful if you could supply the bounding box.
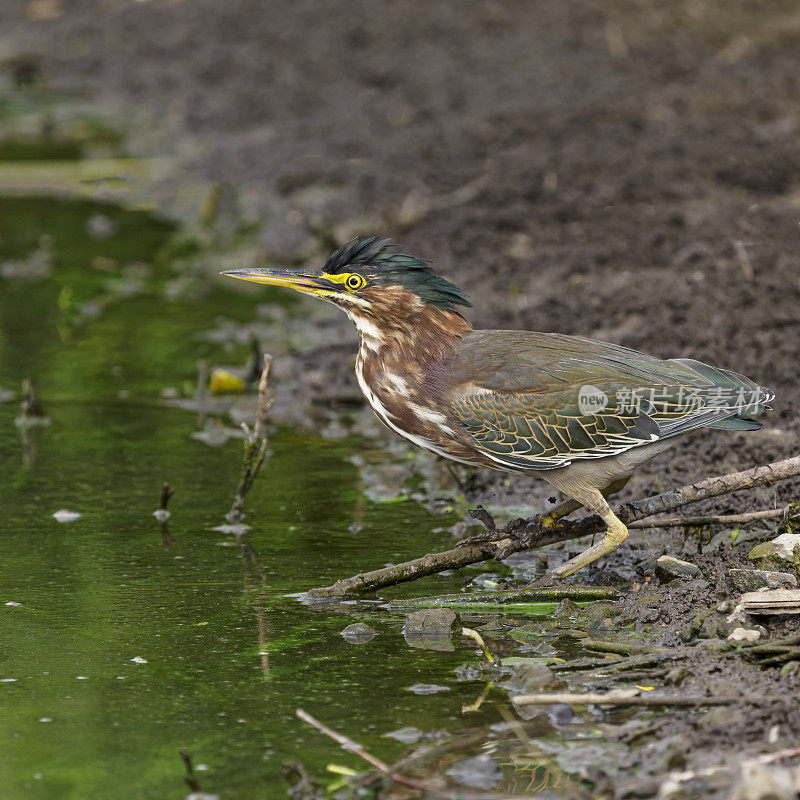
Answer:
[226,355,273,523]
[512,690,776,707]
[305,455,800,598]
[628,506,796,529]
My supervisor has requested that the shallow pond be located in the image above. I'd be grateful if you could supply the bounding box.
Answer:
[0,195,513,799]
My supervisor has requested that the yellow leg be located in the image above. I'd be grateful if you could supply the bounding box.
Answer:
[548,497,629,580]
[540,476,630,531]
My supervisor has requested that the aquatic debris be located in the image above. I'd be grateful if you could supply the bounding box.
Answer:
[405,683,450,695]
[130,656,148,664]
[208,368,246,394]
[0,386,13,403]
[52,509,81,523]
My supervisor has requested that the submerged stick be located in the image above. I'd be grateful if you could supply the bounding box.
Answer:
[306,455,800,598]
[155,482,174,547]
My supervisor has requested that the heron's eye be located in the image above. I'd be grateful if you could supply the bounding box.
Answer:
[345,274,365,291]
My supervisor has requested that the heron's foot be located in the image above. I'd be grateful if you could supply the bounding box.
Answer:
[545,512,628,580]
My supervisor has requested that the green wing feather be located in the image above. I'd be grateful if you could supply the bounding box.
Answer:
[446,332,773,471]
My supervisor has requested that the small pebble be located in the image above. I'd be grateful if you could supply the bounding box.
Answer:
[340,623,377,643]
[655,555,702,583]
[727,627,761,642]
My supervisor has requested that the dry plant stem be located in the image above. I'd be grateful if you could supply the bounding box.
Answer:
[306,455,800,598]
[512,691,776,707]
[227,355,273,523]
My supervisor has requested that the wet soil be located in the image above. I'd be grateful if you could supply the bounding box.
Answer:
[3,1,800,797]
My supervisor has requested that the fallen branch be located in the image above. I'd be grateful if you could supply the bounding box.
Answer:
[384,585,619,611]
[305,455,800,599]
[511,690,777,707]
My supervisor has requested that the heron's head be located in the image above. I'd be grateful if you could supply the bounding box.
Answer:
[222,238,471,340]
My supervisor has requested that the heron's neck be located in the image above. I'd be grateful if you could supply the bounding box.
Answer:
[355,304,469,363]
[350,304,470,406]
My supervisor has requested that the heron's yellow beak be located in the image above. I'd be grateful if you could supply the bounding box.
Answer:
[221,267,337,297]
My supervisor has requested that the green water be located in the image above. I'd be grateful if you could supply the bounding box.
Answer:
[0,196,488,799]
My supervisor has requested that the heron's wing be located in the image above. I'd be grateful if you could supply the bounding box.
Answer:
[446,331,772,471]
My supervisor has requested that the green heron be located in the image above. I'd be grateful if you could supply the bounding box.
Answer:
[223,238,773,579]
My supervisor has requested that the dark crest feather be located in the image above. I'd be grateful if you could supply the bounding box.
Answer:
[324,237,472,311]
